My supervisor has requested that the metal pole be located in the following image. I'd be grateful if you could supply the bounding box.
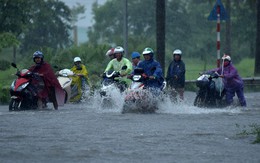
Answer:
[73,25,78,46]
[123,0,128,58]
[217,5,221,67]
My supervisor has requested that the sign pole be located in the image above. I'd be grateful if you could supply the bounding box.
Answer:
[208,0,228,67]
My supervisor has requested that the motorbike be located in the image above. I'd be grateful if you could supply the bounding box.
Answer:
[56,69,73,103]
[122,68,166,114]
[99,70,129,108]
[57,68,90,103]
[193,71,226,108]
[9,63,45,111]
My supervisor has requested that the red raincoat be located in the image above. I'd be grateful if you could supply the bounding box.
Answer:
[29,62,65,106]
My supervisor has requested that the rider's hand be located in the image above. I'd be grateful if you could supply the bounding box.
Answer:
[149,76,156,80]
[127,74,133,79]
[141,73,148,78]
[219,75,224,78]
[174,75,178,80]
[120,72,127,77]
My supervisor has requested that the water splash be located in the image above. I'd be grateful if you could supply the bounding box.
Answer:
[78,90,251,114]
[157,93,242,114]
[87,86,125,113]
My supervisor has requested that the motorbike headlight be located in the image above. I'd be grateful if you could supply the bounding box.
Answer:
[10,81,16,90]
[17,82,29,91]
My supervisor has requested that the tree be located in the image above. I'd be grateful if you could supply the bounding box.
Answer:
[156,0,165,74]
[21,0,72,52]
[0,0,72,54]
[88,0,156,47]
[255,0,260,76]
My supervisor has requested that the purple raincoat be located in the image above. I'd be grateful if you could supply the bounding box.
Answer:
[210,62,246,106]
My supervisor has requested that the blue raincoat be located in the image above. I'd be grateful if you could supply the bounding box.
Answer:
[137,58,164,89]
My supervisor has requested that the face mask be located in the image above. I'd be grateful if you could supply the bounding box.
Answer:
[223,61,230,67]
[76,64,82,70]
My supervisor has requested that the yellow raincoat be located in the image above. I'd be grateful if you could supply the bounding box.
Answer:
[70,64,90,102]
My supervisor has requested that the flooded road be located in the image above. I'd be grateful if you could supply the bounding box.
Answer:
[0,92,260,163]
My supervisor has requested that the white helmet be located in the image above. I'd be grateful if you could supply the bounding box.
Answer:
[173,49,182,55]
[114,46,124,54]
[74,57,81,62]
[222,54,231,61]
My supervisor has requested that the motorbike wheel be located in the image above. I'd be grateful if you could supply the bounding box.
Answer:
[194,94,206,107]
[9,99,21,111]
[101,97,113,109]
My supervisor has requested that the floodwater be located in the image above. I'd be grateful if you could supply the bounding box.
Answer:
[1,91,260,163]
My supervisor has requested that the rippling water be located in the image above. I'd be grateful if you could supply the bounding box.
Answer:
[1,92,260,163]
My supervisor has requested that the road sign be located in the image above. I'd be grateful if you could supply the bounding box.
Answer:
[208,0,228,21]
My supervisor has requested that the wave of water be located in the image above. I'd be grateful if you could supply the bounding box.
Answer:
[81,89,244,115]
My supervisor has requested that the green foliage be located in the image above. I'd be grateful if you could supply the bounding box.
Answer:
[0,59,10,70]
[21,0,72,52]
[0,85,10,104]
[0,32,19,51]
[236,58,255,77]
[0,0,72,53]
[236,123,260,144]
[44,43,111,86]
[70,3,86,25]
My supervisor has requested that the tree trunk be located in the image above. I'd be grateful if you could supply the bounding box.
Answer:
[255,0,260,76]
[156,0,165,75]
[225,0,231,55]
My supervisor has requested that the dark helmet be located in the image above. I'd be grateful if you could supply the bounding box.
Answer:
[33,51,44,60]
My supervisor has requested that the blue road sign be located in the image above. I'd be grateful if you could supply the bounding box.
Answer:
[208,0,228,21]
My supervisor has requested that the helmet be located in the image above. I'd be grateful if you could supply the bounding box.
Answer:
[74,57,81,62]
[173,49,182,55]
[131,52,140,59]
[33,51,44,59]
[106,48,114,56]
[222,54,231,61]
[142,47,154,58]
[114,46,124,54]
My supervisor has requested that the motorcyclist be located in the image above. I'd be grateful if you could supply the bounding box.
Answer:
[29,51,64,109]
[70,57,91,102]
[131,51,141,69]
[166,49,186,100]
[103,46,133,90]
[104,46,132,76]
[105,47,115,60]
[136,47,164,91]
[208,54,247,107]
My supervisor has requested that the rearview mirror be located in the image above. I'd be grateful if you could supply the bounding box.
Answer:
[11,63,17,68]
[122,65,127,70]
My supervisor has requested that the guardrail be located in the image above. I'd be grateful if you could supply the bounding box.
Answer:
[186,77,260,86]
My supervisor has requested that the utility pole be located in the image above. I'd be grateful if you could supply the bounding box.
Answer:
[123,0,128,58]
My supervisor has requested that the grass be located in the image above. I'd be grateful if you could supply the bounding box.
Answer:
[236,58,255,77]
[236,123,260,144]
[185,57,256,80]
